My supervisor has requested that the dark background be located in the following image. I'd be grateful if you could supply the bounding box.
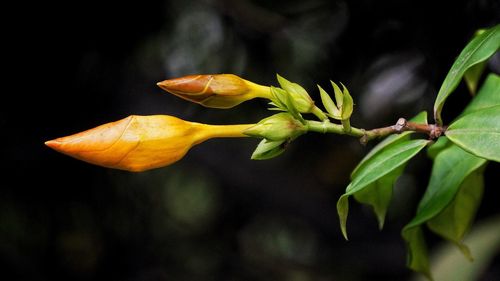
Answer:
[4,0,500,280]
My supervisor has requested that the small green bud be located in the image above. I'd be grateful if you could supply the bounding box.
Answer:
[276,74,315,113]
[269,86,288,110]
[251,139,287,160]
[270,86,304,123]
[244,113,306,141]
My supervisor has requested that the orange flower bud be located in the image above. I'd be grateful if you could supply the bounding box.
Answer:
[46,115,252,172]
[157,74,272,109]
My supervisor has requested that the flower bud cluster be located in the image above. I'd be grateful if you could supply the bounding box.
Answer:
[47,73,354,171]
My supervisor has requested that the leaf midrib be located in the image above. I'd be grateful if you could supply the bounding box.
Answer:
[348,141,427,194]
[439,29,497,99]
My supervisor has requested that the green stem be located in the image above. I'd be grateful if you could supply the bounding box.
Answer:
[311,105,328,121]
[306,120,365,136]
[341,119,351,132]
[306,118,445,144]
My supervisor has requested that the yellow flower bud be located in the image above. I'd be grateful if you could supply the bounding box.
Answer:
[157,74,272,109]
[45,115,252,172]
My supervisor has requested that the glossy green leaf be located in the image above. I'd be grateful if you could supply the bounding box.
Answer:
[251,139,287,160]
[426,136,451,160]
[352,111,428,177]
[402,145,486,278]
[461,74,500,115]
[353,165,404,229]
[427,168,484,261]
[464,61,486,95]
[337,139,429,239]
[413,216,500,281]
[406,145,486,229]
[428,74,499,160]
[347,139,430,195]
[446,105,500,162]
[463,29,488,96]
[433,24,499,125]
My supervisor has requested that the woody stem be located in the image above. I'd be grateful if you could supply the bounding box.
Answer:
[306,118,445,144]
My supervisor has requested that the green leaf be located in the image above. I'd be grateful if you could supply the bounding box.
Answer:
[336,195,349,239]
[352,111,428,177]
[428,74,499,160]
[426,136,451,160]
[353,165,405,229]
[251,139,287,160]
[461,73,500,116]
[337,139,429,239]
[402,227,431,280]
[464,29,488,96]
[464,61,486,95]
[446,105,500,162]
[343,112,427,233]
[406,145,486,229]
[402,145,486,278]
[347,139,429,196]
[433,24,499,125]
[318,85,341,119]
[413,215,500,281]
[429,74,499,160]
[427,168,485,261]
[409,110,429,123]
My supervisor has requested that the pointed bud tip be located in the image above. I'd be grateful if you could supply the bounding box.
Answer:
[156,75,214,96]
[156,80,170,90]
[45,139,62,150]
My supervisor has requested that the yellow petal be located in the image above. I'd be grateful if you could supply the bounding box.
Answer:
[46,115,201,172]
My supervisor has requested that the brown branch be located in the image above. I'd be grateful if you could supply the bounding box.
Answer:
[360,118,445,145]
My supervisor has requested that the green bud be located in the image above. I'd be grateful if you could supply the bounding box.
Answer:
[270,86,304,123]
[251,139,287,160]
[244,113,306,141]
[276,74,315,113]
[269,86,288,110]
